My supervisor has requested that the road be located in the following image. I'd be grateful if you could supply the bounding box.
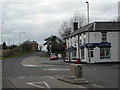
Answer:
[0,59,2,89]
[2,52,85,89]
[2,52,119,89]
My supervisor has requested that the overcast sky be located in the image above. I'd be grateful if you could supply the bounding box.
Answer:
[0,0,119,46]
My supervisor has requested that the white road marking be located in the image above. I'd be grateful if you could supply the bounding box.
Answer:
[92,84,103,88]
[44,76,86,88]
[17,76,26,78]
[28,76,36,78]
[22,63,41,67]
[43,76,55,79]
[94,69,97,71]
[21,63,55,67]
[74,85,86,88]
[27,82,51,88]
[44,65,55,66]
[27,82,45,88]
[43,82,51,88]
[43,68,70,71]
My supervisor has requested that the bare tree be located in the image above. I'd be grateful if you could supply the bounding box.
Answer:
[58,21,72,40]
[58,11,87,40]
[72,11,87,28]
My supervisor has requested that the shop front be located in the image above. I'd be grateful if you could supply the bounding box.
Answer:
[65,46,77,63]
[80,43,111,63]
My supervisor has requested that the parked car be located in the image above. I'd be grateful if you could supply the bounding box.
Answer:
[50,54,58,60]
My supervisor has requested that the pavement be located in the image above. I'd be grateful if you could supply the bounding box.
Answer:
[21,56,42,67]
[36,57,69,65]
[21,56,69,67]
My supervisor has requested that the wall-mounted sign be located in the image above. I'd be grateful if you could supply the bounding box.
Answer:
[80,43,111,48]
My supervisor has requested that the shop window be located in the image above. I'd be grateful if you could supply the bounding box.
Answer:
[105,48,111,58]
[72,50,77,60]
[81,48,84,59]
[100,47,110,59]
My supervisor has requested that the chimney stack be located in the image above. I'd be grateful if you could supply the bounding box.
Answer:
[73,22,78,31]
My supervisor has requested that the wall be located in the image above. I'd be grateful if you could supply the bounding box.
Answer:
[94,32,119,63]
[81,32,119,63]
[66,31,119,63]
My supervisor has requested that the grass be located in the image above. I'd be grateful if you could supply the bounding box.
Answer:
[40,52,50,57]
[40,51,66,58]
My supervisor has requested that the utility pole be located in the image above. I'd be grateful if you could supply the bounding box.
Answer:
[1,21,4,43]
[86,1,91,64]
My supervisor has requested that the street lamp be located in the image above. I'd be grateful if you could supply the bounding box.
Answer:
[1,21,4,43]
[86,1,91,64]
[86,1,89,24]
[19,32,25,56]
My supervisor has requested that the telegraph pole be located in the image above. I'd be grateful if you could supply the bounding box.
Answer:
[86,1,91,64]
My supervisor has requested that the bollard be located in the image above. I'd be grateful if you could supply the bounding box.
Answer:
[76,58,80,64]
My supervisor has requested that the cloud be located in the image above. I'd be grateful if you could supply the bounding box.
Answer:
[1,0,119,45]
[89,2,118,21]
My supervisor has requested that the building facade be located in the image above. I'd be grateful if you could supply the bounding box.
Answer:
[23,41,38,51]
[65,22,120,63]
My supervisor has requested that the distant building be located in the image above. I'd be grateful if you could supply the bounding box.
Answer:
[65,22,120,63]
[23,41,38,51]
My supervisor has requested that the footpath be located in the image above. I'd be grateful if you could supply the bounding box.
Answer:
[21,56,69,67]
[21,55,119,67]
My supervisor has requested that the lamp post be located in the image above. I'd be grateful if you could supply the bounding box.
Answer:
[1,21,4,43]
[19,32,25,56]
[86,1,91,64]
[86,1,89,24]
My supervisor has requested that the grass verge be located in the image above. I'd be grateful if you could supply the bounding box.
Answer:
[1,50,35,60]
[40,52,50,57]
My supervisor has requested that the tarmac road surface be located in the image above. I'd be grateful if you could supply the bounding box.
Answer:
[2,52,119,89]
